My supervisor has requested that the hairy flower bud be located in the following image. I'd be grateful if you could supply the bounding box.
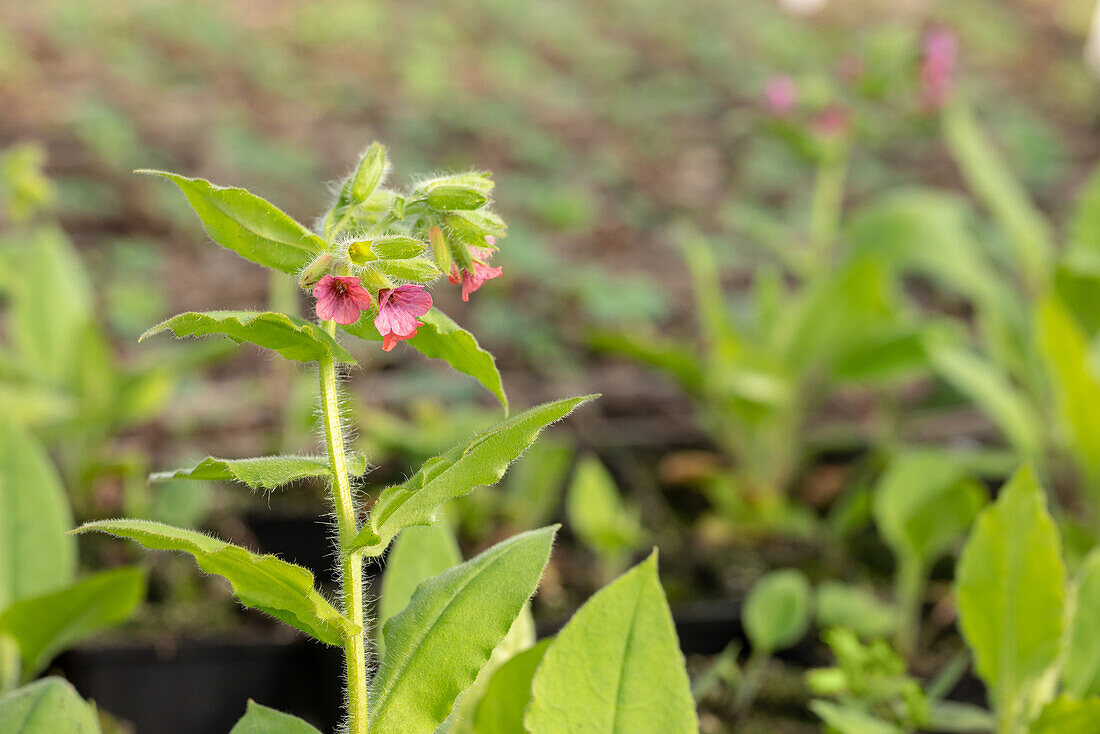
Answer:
[426,186,489,211]
[429,226,452,273]
[298,253,334,289]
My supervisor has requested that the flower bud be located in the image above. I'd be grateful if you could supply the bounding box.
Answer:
[298,253,334,289]
[426,186,488,211]
[350,142,388,203]
[429,226,452,273]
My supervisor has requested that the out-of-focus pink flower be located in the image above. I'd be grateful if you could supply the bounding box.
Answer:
[810,105,851,137]
[921,28,957,110]
[374,284,432,351]
[763,74,798,116]
[313,275,372,324]
[448,242,503,302]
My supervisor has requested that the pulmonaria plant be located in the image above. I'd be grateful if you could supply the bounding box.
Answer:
[54,143,698,734]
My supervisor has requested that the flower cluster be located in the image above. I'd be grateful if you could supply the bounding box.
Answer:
[312,275,433,351]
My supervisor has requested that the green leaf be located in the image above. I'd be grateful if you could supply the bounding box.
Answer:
[0,567,145,680]
[525,552,697,734]
[955,467,1065,723]
[142,311,354,364]
[1064,550,1100,698]
[503,437,574,528]
[566,455,645,558]
[941,103,1053,284]
[815,581,899,640]
[0,419,75,608]
[376,523,461,660]
[810,700,904,734]
[925,700,994,733]
[587,329,703,393]
[369,526,556,734]
[343,308,506,408]
[743,569,813,654]
[355,396,595,554]
[1065,160,1100,271]
[149,453,369,490]
[73,519,355,646]
[925,339,1043,460]
[472,639,551,734]
[873,450,987,566]
[139,170,324,274]
[1036,295,1100,491]
[1030,696,1100,734]
[229,700,321,734]
[0,678,100,733]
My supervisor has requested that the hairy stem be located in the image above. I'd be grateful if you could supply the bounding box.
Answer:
[319,320,368,734]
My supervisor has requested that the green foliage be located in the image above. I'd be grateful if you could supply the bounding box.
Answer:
[1030,696,1100,734]
[143,311,354,364]
[1064,550,1100,699]
[815,582,898,640]
[503,437,574,528]
[139,170,325,274]
[229,700,321,734]
[376,523,461,660]
[343,308,507,409]
[0,567,145,681]
[150,453,369,490]
[471,639,550,734]
[955,467,1066,730]
[369,527,556,734]
[74,519,355,646]
[355,396,596,554]
[743,568,813,655]
[565,455,645,562]
[0,418,75,608]
[0,678,100,734]
[525,553,697,734]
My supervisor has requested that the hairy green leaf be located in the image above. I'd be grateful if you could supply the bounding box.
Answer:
[142,311,354,364]
[139,170,324,274]
[0,567,145,680]
[369,527,556,734]
[0,678,100,733]
[150,453,369,490]
[355,396,595,553]
[343,308,506,408]
[743,569,812,654]
[74,519,355,646]
[229,700,321,734]
[525,553,697,734]
[955,467,1065,723]
[0,419,75,608]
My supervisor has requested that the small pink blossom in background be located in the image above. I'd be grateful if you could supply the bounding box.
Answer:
[921,28,957,110]
[448,243,503,302]
[313,274,372,325]
[374,284,432,351]
[763,74,798,116]
[810,105,851,137]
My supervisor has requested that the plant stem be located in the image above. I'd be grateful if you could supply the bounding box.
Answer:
[807,143,849,270]
[318,319,368,734]
[894,555,925,661]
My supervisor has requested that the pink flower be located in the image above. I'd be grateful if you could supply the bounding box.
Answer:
[763,74,798,116]
[374,284,432,351]
[313,275,372,324]
[921,28,957,110]
[810,105,851,137]
[448,243,503,302]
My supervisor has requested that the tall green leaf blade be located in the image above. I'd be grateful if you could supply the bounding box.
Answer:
[472,639,551,734]
[150,453,369,490]
[229,700,321,734]
[1064,550,1100,698]
[955,467,1065,722]
[139,170,324,274]
[0,419,75,608]
[0,567,145,680]
[73,519,355,646]
[376,523,461,659]
[0,678,100,733]
[142,311,354,364]
[343,308,506,409]
[355,396,596,553]
[1031,696,1100,734]
[369,526,557,734]
[566,455,645,558]
[525,552,697,734]
[1065,160,1100,271]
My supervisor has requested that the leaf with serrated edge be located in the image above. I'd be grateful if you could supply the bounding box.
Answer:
[354,396,595,554]
[343,308,506,409]
[525,552,697,734]
[369,526,556,734]
[142,311,354,364]
[73,520,356,646]
[138,170,324,274]
[150,454,369,490]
